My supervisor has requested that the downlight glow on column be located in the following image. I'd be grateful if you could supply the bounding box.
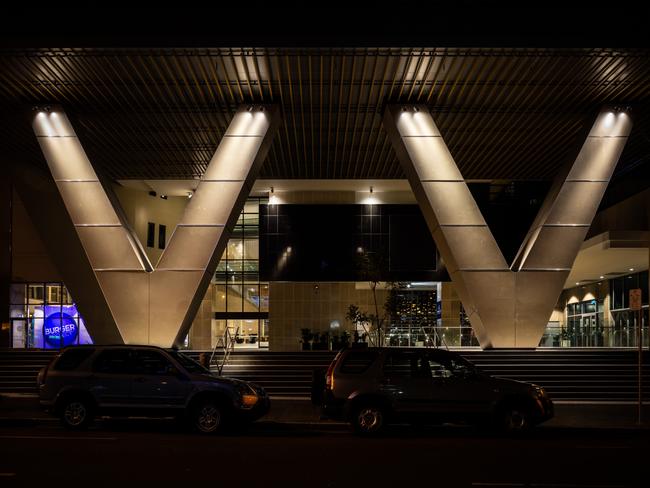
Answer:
[269,186,279,205]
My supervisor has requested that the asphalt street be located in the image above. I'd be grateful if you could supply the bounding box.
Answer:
[0,418,648,488]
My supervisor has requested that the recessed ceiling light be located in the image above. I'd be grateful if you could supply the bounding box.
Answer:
[629,268,634,271]
[600,276,604,279]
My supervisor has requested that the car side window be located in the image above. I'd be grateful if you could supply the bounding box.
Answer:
[92,349,133,374]
[383,352,423,378]
[133,350,174,376]
[425,357,453,379]
[54,348,95,371]
[339,351,378,374]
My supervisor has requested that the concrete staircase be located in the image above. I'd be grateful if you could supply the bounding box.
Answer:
[1,348,648,402]
[205,349,650,402]
[0,350,57,393]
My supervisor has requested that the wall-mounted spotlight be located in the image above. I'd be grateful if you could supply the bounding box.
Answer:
[247,105,254,112]
[413,106,419,112]
[160,194,168,200]
[187,191,194,199]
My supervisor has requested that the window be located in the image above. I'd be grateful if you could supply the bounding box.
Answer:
[339,351,379,374]
[383,351,418,377]
[10,282,92,349]
[133,350,173,375]
[158,224,166,250]
[93,349,132,374]
[437,354,474,378]
[53,348,95,371]
[168,351,207,374]
[147,222,155,248]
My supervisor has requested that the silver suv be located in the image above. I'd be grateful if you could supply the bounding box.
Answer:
[316,347,554,435]
[38,345,269,434]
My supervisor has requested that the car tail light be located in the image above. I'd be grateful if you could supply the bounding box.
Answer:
[325,361,335,390]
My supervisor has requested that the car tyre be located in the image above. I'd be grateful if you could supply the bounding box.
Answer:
[498,403,532,433]
[60,396,94,431]
[351,404,386,436]
[192,400,225,435]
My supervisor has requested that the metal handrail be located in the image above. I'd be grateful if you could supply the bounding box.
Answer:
[209,326,238,375]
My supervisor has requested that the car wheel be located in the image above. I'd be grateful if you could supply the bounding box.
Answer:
[192,400,224,434]
[499,404,531,433]
[60,397,94,431]
[352,404,385,436]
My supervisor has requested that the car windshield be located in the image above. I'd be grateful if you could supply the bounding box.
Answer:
[168,351,211,375]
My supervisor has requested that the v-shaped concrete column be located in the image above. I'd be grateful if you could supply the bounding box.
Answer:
[384,105,632,348]
[33,105,280,347]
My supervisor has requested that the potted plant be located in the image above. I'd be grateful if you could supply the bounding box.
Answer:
[340,331,350,348]
[316,331,329,351]
[300,328,313,351]
[331,332,340,351]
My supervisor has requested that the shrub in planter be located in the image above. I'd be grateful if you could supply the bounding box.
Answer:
[300,328,313,351]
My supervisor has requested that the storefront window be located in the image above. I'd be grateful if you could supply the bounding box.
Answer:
[9,282,93,349]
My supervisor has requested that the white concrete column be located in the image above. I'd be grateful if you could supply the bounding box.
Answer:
[384,105,632,348]
[33,105,280,347]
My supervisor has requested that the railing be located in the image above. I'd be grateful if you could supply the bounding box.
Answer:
[209,325,239,375]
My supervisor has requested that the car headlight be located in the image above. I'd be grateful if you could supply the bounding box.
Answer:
[237,384,259,409]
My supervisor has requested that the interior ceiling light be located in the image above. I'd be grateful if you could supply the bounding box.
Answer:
[160,194,167,200]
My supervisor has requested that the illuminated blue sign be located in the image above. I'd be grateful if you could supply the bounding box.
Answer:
[43,306,78,347]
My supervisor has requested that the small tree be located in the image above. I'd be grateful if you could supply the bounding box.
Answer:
[346,249,407,346]
[345,304,376,346]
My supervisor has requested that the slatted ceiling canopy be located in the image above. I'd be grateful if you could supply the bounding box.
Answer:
[0,47,649,181]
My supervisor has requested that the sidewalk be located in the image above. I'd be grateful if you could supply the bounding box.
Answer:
[1,393,649,430]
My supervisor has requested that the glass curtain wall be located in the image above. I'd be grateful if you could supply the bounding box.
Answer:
[609,271,649,348]
[539,270,648,348]
[213,198,269,348]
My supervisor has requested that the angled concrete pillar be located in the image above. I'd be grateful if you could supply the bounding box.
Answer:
[384,105,632,348]
[33,105,280,347]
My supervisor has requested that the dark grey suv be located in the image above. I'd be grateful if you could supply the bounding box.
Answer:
[316,347,553,435]
[38,345,270,434]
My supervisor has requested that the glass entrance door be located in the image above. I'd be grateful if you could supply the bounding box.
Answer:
[11,319,27,348]
[578,313,604,347]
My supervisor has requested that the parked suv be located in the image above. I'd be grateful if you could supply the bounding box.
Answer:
[315,347,553,435]
[38,345,270,433]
